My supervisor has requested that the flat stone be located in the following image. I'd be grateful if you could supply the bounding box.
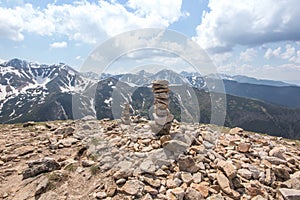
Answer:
[35,176,49,196]
[269,146,286,159]
[144,176,161,188]
[279,188,300,200]
[202,131,217,144]
[191,183,209,198]
[114,160,133,179]
[264,156,287,165]
[160,135,171,145]
[163,140,189,155]
[154,103,168,110]
[216,171,232,195]
[217,160,236,180]
[140,159,156,174]
[192,172,202,183]
[15,146,35,156]
[81,159,95,167]
[185,187,202,200]
[283,177,300,190]
[155,169,168,176]
[181,172,193,184]
[144,185,158,195]
[170,187,185,200]
[152,80,169,85]
[153,113,173,125]
[60,137,77,147]
[121,180,144,196]
[237,142,251,153]
[273,165,291,181]
[153,88,170,94]
[238,169,253,179]
[154,93,169,99]
[203,141,215,149]
[166,179,177,189]
[229,127,243,134]
[178,155,200,173]
[95,191,107,199]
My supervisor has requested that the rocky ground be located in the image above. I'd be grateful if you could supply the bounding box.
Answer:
[0,118,300,200]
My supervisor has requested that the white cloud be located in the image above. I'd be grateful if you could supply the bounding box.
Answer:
[218,61,300,81]
[239,48,257,62]
[0,1,184,43]
[0,6,24,41]
[210,52,232,66]
[194,0,300,52]
[50,41,67,48]
[264,44,296,60]
[75,55,81,60]
[264,47,281,59]
[127,0,184,23]
[289,50,300,64]
[281,44,296,59]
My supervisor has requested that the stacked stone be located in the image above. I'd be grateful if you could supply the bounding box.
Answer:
[121,102,131,125]
[151,80,174,135]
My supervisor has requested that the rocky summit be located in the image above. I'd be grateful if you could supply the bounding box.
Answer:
[0,119,300,200]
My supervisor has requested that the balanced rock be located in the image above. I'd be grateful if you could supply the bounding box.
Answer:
[121,102,131,125]
[151,80,174,136]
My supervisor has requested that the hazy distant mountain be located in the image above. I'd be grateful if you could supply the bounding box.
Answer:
[219,74,296,87]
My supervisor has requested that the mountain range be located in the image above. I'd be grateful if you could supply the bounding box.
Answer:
[1,58,300,139]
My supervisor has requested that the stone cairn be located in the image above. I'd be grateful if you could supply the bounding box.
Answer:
[121,102,131,125]
[151,80,174,136]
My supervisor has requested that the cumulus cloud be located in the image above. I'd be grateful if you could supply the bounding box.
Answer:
[210,52,232,66]
[239,48,257,62]
[264,47,281,59]
[289,50,300,64]
[0,6,24,41]
[194,0,300,52]
[50,41,67,48]
[0,0,184,43]
[264,44,296,60]
[281,44,296,59]
[127,0,184,23]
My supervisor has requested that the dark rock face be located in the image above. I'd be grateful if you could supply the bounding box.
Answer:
[23,157,61,179]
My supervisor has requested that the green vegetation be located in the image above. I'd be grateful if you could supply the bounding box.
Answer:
[64,163,77,172]
[90,165,100,175]
[46,172,69,190]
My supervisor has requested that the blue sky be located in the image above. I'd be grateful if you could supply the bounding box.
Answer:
[1,0,300,84]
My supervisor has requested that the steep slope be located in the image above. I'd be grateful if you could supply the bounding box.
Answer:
[223,80,300,108]
[0,59,96,123]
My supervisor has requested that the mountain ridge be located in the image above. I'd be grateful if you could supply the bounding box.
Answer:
[1,58,300,139]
